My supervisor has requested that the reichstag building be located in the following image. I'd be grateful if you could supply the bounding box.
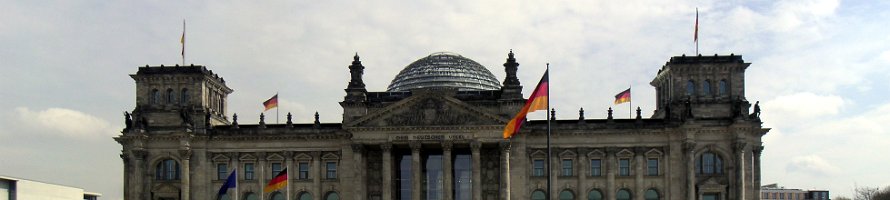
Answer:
[115,51,768,200]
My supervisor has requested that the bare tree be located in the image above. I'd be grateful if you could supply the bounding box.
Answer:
[856,186,879,200]
[874,186,890,200]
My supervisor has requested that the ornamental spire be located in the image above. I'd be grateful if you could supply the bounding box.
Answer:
[503,49,520,87]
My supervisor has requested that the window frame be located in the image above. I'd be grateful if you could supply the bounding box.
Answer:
[590,159,602,177]
[271,162,283,179]
[532,159,545,177]
[244,163,255,180]
[325,161,337,179]
[646,158,659,176]
[217,163,228,180]
[561,159,574,177]
[618,158,631,176]
[298,162,310,180]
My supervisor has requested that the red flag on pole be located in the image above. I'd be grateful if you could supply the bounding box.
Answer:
[694,8,699,43]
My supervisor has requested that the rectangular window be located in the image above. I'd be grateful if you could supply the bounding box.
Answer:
[244,163,254,180]
[590,159,601,177]
[647,158,659,176]
[326,162,337,179]
[533,159,545,177]
[619,159,630,176]
[561,159,573,176]
[780,193,785,199]
[217,163,228,180]
[271,163,282,178]
[299,162,310,180]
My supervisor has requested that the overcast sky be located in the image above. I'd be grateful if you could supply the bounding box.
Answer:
[2,0,889,199]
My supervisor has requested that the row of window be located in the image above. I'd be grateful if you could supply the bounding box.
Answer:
[216,162,338,181]
[155,159,338,181]
[530,188,660,200]
[686,79,729,97]
[219,191,340,200]
[529,151,725,177]
[150,88,190,105]
[532,158,661,177]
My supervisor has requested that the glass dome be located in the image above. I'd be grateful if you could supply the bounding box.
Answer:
[387,52,501,92]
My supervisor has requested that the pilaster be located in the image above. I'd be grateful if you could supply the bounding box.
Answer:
[410,141,422,200]
[443,141,454,200]
[471,141,482,200]
[499,141,511,200]
[381,143,393,200]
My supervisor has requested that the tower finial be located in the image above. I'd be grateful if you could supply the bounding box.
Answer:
[502,49,520,87]
[354,52,359,61]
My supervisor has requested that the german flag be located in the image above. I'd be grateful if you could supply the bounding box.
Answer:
[614,88,631,104]
[263,94,278,111]
[263,168,287,193]
[503,70,548,139]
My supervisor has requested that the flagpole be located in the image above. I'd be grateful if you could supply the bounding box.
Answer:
[629,85,633,118]
[182,20,186,66]
[695,8,699,55]
[545,63,552,200]
[276,92,280,124]
[234,168,239,200]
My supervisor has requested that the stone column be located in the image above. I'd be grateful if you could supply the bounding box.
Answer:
[120,153,130,200]
[684,142,696,200]
[352,144,366,200]
[258,152,267,199]
[578,148,588,197]
[443,142,454,200]
[735,142,747,200]
[313,151,322,200]
[470,141,482,200]
[284,151,294,200]
[382,143,394,200]
[551,148,559,200]
[180,150,192,200]
[753,146,763,200]
[230,152,240,200]
[634,147,645,200]
[410,141,422,200]
[499,141,512,200]
[605,147,616,200]
[132,150,146,200]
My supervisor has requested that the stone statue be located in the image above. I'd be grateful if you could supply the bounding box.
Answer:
[179,107,193,126]
[636,107,642,120]
[751,101,761,118]
[124,111,132,130]
[607,107,613,120]
[684,99,694,119]
[205,112,212,128]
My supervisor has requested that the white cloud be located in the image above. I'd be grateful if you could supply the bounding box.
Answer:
[14,107,118,140]
[786,154,840,176]
[760,93,845,127]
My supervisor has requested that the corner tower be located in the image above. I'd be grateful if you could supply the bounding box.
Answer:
[128,64,232,130]
[650,54,752,120]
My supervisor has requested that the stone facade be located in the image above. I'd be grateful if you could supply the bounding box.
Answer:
[115,52,768,200]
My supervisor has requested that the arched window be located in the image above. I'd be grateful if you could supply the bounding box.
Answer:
[559,190,575,200]
[298,192,312,200]
[325,192,339,200]
[645,189,660,200]
[695,151,724,175]
[270,192,284,200]
[151,89,160,104]
[166,88,175,104]
[155,159,180,180]
[686,80,695,96]
[719,79,728,96]
[532,190,547,200]
[588,189,603,200]
[703,80,712,96]
[244,193,259,200]
[617,189,632,200]
[180,88,189,104]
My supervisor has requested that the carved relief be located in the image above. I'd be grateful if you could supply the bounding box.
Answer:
[363,98,500,127]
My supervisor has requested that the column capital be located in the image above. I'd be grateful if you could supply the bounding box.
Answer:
[381,143,393,153]
[605,146,619,155]
[310,151,321,158]
[499,141,512,152]
[470,140,482,151]
[131,149,147,160]
[283,151,295,158]
[753,145,764,156]
[409,141,422,152]
[351,143,365,153]
[734,141,748,153]
[633,147,647,155]
[179,149,192,160]
[683,141,697,153]
[442,141,453,151]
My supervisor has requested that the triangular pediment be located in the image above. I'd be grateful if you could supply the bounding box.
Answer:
[347,93,508,127]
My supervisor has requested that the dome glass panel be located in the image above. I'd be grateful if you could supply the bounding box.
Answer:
[387,52,501,92]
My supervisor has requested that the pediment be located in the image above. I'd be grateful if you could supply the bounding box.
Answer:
[587,149,605,158]
[294,153,312,160]
[616,149,635,157]
[239,153,257,161]
[321,152,340,160]
[212,154,230,162]
[347,94,508,127]
[558,149,576,158]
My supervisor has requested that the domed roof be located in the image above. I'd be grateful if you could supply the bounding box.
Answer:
[387,52,501,92]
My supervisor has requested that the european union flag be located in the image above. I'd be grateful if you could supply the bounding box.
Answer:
[217,170,237,199]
